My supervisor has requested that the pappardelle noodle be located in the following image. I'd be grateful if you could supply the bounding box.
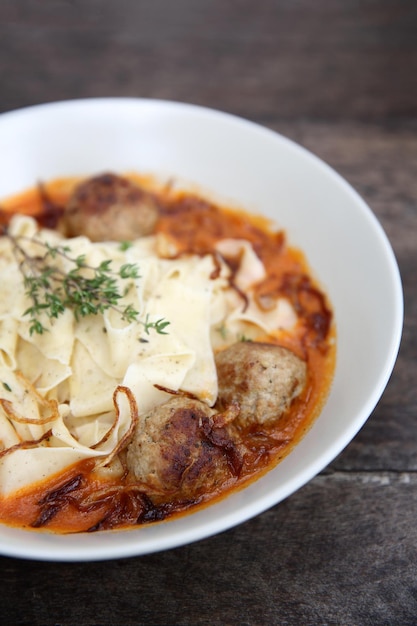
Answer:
[0,173,335,532]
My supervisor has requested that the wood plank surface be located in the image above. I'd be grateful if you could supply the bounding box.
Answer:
[0,1,416,624]
[4,473,417,626]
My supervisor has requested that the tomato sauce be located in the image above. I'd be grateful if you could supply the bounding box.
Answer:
[0,176,335,533]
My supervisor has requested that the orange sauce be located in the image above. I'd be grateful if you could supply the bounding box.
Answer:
[0,176,335,533]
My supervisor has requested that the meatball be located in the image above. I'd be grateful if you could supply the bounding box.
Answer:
[126,396,241,502]
[215,341,307,427]
[62,173,159,242]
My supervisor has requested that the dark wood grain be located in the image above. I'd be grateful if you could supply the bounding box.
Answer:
[0,1,416,624]
[3,474,417,625]
[1,0,417,122]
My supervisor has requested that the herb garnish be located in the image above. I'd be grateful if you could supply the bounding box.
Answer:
[7,233,170,336]
[118,241,133,252]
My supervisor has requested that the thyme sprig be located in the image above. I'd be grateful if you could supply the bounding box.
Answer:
[7,233,170,336]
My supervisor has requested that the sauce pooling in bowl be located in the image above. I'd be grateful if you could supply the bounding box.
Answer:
[0,173,335,533]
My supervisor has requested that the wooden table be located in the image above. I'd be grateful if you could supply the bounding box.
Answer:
[1,1,416,624]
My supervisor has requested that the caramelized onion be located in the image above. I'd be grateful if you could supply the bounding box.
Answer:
[0,175,335,533]
[95,385,139,468]
[0,398,59,426]
[0,371,60,425]
[0,429,52,460]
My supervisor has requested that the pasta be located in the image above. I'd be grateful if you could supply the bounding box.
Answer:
[0,174,335,532]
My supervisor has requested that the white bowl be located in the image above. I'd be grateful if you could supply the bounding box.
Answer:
[0,99,403,561]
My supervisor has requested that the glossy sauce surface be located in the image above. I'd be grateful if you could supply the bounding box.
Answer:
[0,177,335,533]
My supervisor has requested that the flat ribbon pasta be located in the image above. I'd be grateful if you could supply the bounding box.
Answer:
[0,215,297,495]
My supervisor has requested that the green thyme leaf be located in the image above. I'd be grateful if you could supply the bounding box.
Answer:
[119,241,133,251]
[6,232,170,337]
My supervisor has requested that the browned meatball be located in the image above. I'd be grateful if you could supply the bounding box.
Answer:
[215,341,307,427]
[126,396,241,502]
[62,173,159,241]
